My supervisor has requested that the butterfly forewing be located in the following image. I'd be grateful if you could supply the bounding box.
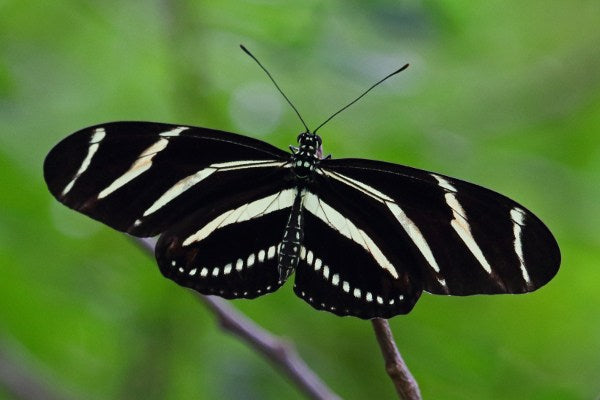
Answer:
[318,158,560,296]
[44,122,289,236]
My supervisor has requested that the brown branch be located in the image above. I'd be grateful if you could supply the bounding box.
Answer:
[196,295,340,400]
[371,318,421,400]
[135,237,340,400]
[0,337,72,400]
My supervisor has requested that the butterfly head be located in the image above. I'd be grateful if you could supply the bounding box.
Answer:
[297,132,322,155]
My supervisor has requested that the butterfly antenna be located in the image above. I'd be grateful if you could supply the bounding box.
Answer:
[313,63,409,134]
[240,45,310,133]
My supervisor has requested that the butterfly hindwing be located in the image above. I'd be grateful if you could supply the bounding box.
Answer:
[44,122,289,237]
[156,180,299,298]
[318,158,560,296]
[294,188,422,318]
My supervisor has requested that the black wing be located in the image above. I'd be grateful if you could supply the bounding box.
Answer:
[294,186,422,319]
[44,121,289,237]
[305,158,559,305]
[156,180,299,299]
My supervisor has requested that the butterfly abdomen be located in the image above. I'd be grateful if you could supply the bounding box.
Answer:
[277,189,305,280]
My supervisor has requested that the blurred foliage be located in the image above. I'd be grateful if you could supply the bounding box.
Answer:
[1,0,599,399]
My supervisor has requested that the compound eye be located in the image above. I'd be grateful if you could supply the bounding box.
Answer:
[296,132,305,143]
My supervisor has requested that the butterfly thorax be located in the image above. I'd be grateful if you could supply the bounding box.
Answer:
[291,132,323,179]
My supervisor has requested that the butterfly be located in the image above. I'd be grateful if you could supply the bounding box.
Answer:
[43,47,560,319]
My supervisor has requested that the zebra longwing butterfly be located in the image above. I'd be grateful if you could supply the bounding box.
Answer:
[44,49,560,319]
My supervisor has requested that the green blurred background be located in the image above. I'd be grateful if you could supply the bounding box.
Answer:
[1,1,599,399]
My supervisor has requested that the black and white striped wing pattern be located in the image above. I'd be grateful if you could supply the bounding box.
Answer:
[156,183,299,298]
[44,122,289,237]
[295,187,422,318]
[305,158,559,306]
[44,122,300,298]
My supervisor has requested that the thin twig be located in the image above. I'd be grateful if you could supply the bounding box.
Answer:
[0,337,71,400]
[135,237,340,400]
[197,295,340,400]
[371,318,421,400]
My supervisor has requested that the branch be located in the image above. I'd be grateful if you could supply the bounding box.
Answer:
[371,318,421,400]
[135,237,340,400]
[0,337,71,400]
